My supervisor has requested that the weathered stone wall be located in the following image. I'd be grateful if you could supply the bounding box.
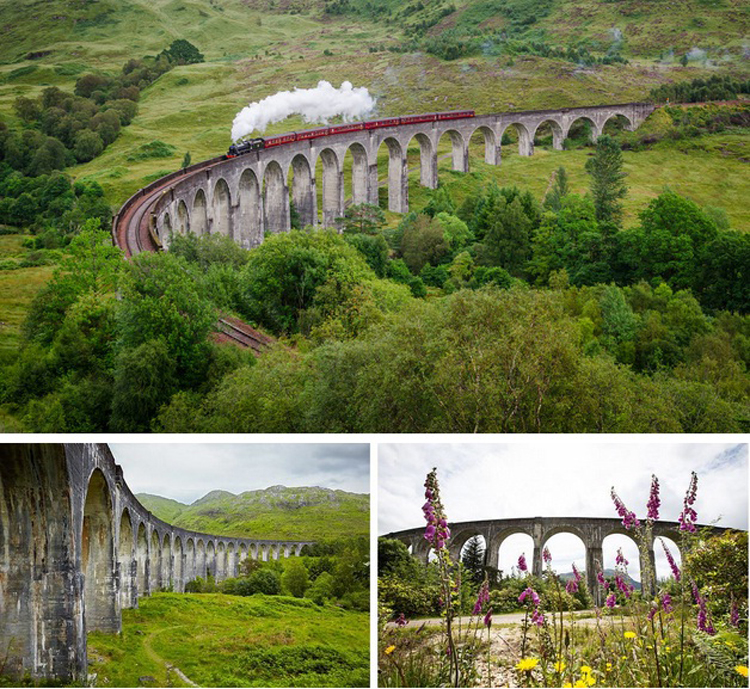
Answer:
[148,102,655,248]
[0,444,313,682]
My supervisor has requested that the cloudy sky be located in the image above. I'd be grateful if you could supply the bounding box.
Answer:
[109,443,370,502]
[378,442,747,580]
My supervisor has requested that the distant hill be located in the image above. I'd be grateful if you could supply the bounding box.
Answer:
[559,568,641,590]
[136,486,369,541]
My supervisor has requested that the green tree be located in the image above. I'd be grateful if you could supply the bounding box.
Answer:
[162,39,205,65]
[400,214,450,274]
[544,166,570,212]
[339,203,385,234]
[585,134,627,227]
[281,558,310,598]
[461,536,486,585]
[74,130,103,162]
[182,151,192,169]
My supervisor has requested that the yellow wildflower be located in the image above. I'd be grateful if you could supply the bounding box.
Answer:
[554,661,567,673]
[735,666,748,678]
[563,684,573,688]
[623,631,637,639]
[605,663,613,672]
[384,645,396,655]
[516,658,540,672]
[581,666,592,674]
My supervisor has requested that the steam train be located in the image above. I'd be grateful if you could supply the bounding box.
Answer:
[226,110,475,158]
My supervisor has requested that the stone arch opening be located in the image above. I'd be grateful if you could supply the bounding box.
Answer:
[176,199,189,235]
[501,123,533,157]
[212,178,232,238]
[196,539,206,579]
[161,212,172,245]
[602,113,633,138]
[496,532,535,579]
[564,117,598,147]
[206,541,216,578]
[118,508,135,610]
[250,543,258,560]
[289,154,315,229]
[0,446,78,680]
[542,532,587,582]
[263,160,289,235]
[533,119,564,151]
[227,543,236,579]
[161,533,172,590]
[186,538,195,582]
[192,189,208,236]
[654,536,682,582]
[459,534,487,582]
[173,536,183,592]
[82,468,118,633]
[149,530,161,592]
[345,142,371,206]
[216,542,226,582]
[437,129,468,173]
[317,148,343,227]
[260,544,269,562]
[238,168,263,248]
[377,137,407,214]
[136,523,148,596]
[469,126,499,166]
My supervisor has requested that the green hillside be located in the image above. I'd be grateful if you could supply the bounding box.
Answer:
[136,486,369,540]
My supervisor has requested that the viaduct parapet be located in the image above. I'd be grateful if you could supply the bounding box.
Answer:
[385,515,733,606]
[0,444,313,682]
[115,103,655,254]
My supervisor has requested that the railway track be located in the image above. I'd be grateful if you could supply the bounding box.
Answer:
[214,317,276,355]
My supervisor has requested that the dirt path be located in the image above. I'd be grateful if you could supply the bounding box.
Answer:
[142,627,200,688]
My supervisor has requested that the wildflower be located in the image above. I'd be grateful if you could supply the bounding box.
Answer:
[395,612,408,627]
[662,593,673,614]
[615,575,632,599]
[563,684,573,688]
[384,645,395,655]
[543,546,552,563]
[692,582,715,634]
[605,663,613,672]
[597,570,606,587]
[623,631,636,639]
[518,553,528,572]
[735,666,748,678]
[580,665,592,674]
[566,579,579,594]
[659,538,681,581]
[554,661,566,673]
[730,599,740,628]
[519,587,541,606]
[605,593,616,608]
[647,604,657,621]
[678,471,698,533]
[483,609,493,628]
[473,580,490,615]
[531,607,545,626]
[516,658,540,672]
[423,469,451,550]
[646,474,660,521]
[615,548,629,567]
[611,487,640,530]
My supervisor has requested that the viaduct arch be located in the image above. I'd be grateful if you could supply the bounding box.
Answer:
[0,444,313,682]
[385,516,733,607]
[113,103,655,255]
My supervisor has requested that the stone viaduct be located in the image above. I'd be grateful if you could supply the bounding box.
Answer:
[145,102,654,249]
[385,516,732,606]
[0,443,313,682]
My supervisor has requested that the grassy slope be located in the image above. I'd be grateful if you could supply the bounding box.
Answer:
[87,593,369,687]
[137,487,370,540]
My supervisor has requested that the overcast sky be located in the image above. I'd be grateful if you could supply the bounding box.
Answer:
[109,443,370,502]
[378,442,747,580]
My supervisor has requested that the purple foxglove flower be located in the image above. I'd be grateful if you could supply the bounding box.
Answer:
[483,610,492,627]
[605,593,616,608]
[519,587,540,606]
[518,553,528,572]
[531,608,545,626]
[572,563,582,583]
[662,594,673,614]
[730,600,740,628]
[396,613,408,627]
[646,474,660,521]
[647,604,657,621]
[566,580,578,594]
[678,472,698,533]
[616,548,629,567]
[659,539,681,581]
[424,524,436,541]
[611,487,641,530]
[597,570,606,587]
[543,546,552,563]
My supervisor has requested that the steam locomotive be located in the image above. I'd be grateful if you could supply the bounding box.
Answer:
[226,110,475,158]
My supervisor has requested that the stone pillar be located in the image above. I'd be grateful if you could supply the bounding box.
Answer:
[292,170,316,228]
[388,148,408,214]
[421,144,438,189]
[485,138,501,165]
[586,543,604,607]
[532,540,543,578]
[552,127,564,151]
[367,163,379,206]
[641,547,657,596]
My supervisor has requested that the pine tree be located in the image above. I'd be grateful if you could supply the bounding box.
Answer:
[585,134,627,228]
[461,536,486,585]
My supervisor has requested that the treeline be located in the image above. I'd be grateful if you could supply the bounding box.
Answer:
[649,75,750,104]
[0,40,202,175]
[184,537,369,612]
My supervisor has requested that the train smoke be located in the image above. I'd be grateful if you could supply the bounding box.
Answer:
[231,80,376,141]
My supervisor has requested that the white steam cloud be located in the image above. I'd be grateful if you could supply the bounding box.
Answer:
[231,80,376,141]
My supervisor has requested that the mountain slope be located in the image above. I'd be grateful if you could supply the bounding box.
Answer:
[136,486,369,540]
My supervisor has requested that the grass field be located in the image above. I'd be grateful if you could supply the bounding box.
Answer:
[87,593,370,688]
